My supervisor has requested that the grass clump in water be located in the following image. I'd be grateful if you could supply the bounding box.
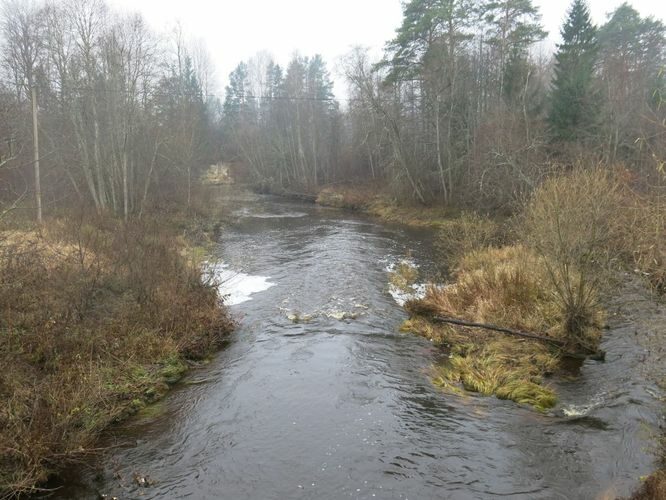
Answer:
[404,244,603,410]
[431,338,559,411]
[389,259,419,293]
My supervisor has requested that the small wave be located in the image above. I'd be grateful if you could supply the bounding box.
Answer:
[282,308,364,323]
[208,263,276,305]
[386,257,426,306]
[561,391,609,417]
[250,212,308,219]
[232,208,308,219]
[384,258,419,273]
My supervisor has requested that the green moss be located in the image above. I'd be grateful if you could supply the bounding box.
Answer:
[135,400,167,420]
[159,356,188,385]
[130,398,146,412]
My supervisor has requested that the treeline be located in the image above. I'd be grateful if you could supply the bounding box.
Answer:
[222,53,341,189]
[0,0,221,221]
[223,0,665,208]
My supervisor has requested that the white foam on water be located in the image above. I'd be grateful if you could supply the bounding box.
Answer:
[250,212,308,219]
[561,391,608,417]
[388,283,427,306]
[384,258,419,273]
[386,257,426,306]
[208,263,276,306]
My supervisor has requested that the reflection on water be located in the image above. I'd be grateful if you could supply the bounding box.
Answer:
[55,189,662,500]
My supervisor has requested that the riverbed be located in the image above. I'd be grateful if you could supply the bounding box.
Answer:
[57,190,663,499]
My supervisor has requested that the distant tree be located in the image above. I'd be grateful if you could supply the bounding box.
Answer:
[223,62,251,124]
[382,0,476,202]
[598,2,665,164]
[481,0,546,101]
[548,0,599,142]
[0,0,44,221]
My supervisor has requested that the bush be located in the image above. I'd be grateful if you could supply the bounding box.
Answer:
[627,191,666,293]
[521,168,624,342]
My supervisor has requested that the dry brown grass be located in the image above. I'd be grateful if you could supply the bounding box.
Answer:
[316,185,378,210]
[0,214,233,498]
[403,245,596,409]
[315,185,454,227]
[436,212,507,272]
[414,245,603,347]
[628,470,666,500]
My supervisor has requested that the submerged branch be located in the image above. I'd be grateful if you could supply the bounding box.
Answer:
[430,315,605,360]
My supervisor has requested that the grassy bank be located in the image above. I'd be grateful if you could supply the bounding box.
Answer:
[0,211,233,498]
[316,186,455,227]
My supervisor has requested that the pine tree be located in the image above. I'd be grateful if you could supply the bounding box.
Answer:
[223,62,252,124]
[548,0,599,142]
[482,0,546,101]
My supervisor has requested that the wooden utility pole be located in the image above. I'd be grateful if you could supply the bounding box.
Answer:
[31,85,42,223]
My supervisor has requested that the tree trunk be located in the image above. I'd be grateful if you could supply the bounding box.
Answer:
[31,86,42,224]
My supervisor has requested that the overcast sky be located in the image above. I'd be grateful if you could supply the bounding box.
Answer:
[108,0,666,98]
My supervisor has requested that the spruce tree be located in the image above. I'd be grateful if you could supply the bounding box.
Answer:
[548,0,599,142]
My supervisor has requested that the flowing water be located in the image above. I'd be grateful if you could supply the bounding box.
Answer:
[58,190,663,499]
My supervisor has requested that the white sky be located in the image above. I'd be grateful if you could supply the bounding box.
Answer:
[108,0,666,98]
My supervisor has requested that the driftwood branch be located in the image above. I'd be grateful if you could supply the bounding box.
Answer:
[431,315,605,361]
[432,316,565,346]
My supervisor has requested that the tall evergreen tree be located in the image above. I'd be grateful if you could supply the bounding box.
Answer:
[482,0,546,101]
[223,62,252,124]
[548,0,599,142]
[597,3,666,162]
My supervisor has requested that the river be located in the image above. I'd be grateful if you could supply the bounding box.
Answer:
[57,190,663,499]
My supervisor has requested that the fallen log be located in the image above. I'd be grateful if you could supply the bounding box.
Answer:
[431,315,605,361]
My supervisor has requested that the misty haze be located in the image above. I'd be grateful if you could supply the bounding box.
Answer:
[1,0,666,499]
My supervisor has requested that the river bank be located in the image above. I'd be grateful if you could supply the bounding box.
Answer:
[0,204,234,498]
[251,182,457,228]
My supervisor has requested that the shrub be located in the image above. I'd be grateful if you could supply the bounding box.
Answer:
[521,168,624,343]
[626,191,666,293]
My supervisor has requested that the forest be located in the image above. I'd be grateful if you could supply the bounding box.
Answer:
[1,0,666,498]
[222,0,665,209]
[0,0,220,220]
[0,0,663,215]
